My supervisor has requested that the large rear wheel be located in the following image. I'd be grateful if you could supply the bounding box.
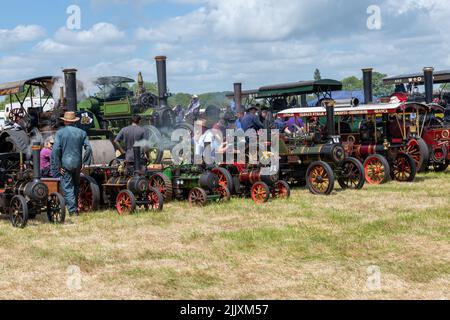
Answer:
[363,155,391,185]
[144,188,164,212]
[211,167,234,194]
[148,173,173,201]
[78,175,101,213]
[272,180,291,199]
[306,161,335,195]
[401,138,429,172]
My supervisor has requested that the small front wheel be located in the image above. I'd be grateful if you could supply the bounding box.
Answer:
[306,161,335,195]
[338,157,365,190]
[10,195,29,228]
[391,152,416,182]
[188,187,208,207]
[47,192,66,224]
[251,182,270,204]
[116,190,137,215]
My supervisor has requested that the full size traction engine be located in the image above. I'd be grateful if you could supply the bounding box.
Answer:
[85,147,164,215]
[0,143,66,228]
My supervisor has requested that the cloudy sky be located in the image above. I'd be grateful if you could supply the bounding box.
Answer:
[1,0,449,94]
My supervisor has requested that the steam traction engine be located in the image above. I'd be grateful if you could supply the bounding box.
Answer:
[85,147,164,215]
[147,165,231,206]
[211,165,291,204]
[0,143,66,228]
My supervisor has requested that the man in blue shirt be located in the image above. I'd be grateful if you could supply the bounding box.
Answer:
[241,105,265,132]
[52,112,92,216]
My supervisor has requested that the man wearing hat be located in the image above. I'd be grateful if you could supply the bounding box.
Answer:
[52,111,92,216]
[185,95,201,121]
[240,105,265,132]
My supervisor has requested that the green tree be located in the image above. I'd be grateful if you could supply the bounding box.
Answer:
[372,72,394,97]
[314,68,322,81]
[341,76,363,91]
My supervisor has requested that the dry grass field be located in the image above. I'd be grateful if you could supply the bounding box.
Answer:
[0,170,449,300]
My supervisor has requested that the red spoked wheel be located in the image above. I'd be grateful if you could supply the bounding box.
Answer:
[272,180,291,199]
[216,185,231,202]
[306,161,335,195]
[188,187,208,207]
[391,152,416,182]
[78,175,101,213]
[251,182,270,204]
[363,155,391,185]
[116,190,136,215]
[144,187,164,212]
[401,138,429,172]
[148,173,173,201]
[211,167,234,194]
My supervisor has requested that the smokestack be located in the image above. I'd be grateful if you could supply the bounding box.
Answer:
[32,142,41,180]
[155,56,168,108]
[362,68,373,104]
[234,83,242,113]
[63,68,78,112]
[133,146,141,174]
[424,67,434,104]
[325,101,335,138]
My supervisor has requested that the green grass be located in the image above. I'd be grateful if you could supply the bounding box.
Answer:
[0,170,449,299]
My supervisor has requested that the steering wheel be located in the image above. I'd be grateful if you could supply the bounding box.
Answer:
[8,107,27,122]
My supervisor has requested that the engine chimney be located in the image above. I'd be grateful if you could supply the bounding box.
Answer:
[155,56,168,108]
[63,68,78,112]
[424,67,434,104]
[325,101,335,138]
[32,142,41,180]
[362,68,373,104]
[233,83,242,113]
[133,146,141,174]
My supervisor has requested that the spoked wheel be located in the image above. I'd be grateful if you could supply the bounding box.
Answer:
[216,186,231,202]
[9,195,29,228]
[401,138,429,172]
[306,161,335,195]
[391,152,416,182]
[116,190,137,215]
[251,182,270,204]
[47,192,66,224]
[78,175,101,213]
[188,187,208,207]
[211,167,234,194]
[144,188,164,212]
[338,157,365,190]
[363,155,391,185]
[148,173,173,201]
[272,180,291,199]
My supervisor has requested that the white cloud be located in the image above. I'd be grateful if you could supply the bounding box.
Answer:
[0,25,46,50]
